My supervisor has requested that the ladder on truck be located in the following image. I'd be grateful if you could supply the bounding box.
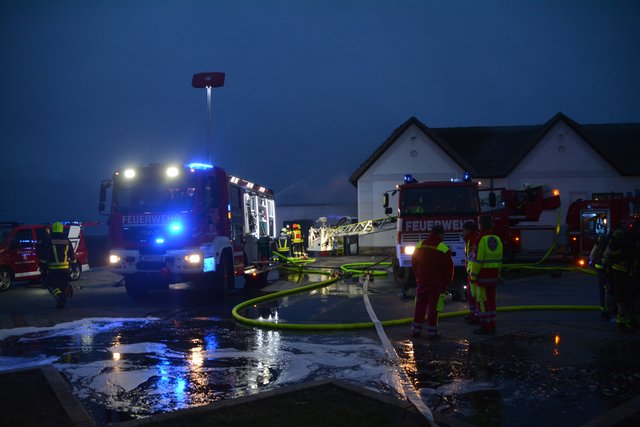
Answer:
[307,216,397,253]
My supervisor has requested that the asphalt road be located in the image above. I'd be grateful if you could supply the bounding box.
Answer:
[1,259,639,427]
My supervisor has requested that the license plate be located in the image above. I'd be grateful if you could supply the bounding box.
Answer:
[141,255,164,262]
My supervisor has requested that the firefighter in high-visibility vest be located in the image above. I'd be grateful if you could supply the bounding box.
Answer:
[462,221,480,324]
[410,224,454,340]
[38,222,76,309]
[276,227,291,257]
[291,223,305,257]
[468,215,503,335]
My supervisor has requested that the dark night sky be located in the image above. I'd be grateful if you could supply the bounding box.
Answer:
[1,0,639,229]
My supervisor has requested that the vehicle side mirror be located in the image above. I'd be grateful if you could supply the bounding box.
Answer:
[99,180,112,213]
[385,207,393,215]
[383,193,389,208]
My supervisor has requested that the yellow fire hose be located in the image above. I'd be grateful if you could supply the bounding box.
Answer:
[232,258,600,331]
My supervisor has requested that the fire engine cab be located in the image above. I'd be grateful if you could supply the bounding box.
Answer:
[384,175,560,288]
[565,194,640,258]
[99,163,277,299]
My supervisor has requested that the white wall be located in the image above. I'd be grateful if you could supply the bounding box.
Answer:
[357,124,465,251]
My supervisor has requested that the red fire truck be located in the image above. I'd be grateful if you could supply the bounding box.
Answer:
[565,195,640,260]
[384,175,560,288]
[0,221,90,291]
[99,163,277,298]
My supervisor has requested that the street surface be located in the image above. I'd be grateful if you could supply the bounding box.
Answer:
[1,258,639,426]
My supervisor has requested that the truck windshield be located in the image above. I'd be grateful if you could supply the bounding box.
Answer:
[400,186,479,217]
[114,175,198,213]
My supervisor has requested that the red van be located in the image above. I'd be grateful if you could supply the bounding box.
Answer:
[0,222,90,291]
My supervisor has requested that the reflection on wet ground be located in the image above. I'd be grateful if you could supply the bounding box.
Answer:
[1,273,639,427]
[397,332,640,426]
[0,316,399,425]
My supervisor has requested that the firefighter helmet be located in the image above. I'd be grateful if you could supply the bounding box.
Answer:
[52,222,64,233]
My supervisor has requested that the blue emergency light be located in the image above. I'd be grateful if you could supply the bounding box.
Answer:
[168,221,184,234]
[404,174,418,184]
[187,162,214,170]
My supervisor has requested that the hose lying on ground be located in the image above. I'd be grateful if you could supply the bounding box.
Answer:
[232,258,600,331]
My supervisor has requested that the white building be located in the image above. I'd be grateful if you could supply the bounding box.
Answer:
[350,113,640,254]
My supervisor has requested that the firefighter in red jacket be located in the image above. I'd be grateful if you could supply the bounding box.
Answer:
[468,215,503,335]
[38,222,76,309]
[411,224,454,339]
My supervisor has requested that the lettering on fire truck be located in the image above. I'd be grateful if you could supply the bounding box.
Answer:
[122,215,181,225]
[403,218,475,232]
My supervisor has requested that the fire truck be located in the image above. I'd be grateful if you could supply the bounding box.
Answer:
[384,175,560,288]
[99,163,277,299]
[565,195,640,260]
[0,221,90,291]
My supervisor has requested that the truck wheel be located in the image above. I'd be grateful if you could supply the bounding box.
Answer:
[392,256,415,289]
[125,275,149,300]
[69,263,82,281]
[0,268,12,291]
[216,252,234,292]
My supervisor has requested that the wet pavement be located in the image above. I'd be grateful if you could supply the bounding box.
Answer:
[1,256,639,426]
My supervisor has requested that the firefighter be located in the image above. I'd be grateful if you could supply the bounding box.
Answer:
[462,221,480,324]
[275,227,291,257]
[469,215,503,335]
[38,222,76,309]
[589,227,615,319]
[410,224,454,340]
[291,223,305,257]
[603,221,638,331]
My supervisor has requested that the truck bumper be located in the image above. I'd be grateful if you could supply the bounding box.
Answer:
[108,249,216,277]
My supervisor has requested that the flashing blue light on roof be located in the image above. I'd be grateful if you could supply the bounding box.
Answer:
[404,174,418,184]
[463,171,472,182]
[187,162,214,170]
[155,237,165,244]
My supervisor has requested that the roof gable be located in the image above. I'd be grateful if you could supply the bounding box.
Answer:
[350,113,640,186]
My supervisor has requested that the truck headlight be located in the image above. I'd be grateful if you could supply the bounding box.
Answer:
[404,246,415,255]
[185,254,201,264]
[109,255,121,264]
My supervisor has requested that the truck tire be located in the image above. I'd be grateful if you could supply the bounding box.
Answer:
[125,275,149,300]
[0,268,12,291]
[392,256,415,289]
[69,263,82,281]
[216,252,234,293]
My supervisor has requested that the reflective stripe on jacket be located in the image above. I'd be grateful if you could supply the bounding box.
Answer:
[42,234,75,270]
[276,235,290,252]
[469,233,503,286]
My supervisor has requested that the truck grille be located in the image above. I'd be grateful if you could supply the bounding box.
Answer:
[402,232,462,244]
[123,226,164,244]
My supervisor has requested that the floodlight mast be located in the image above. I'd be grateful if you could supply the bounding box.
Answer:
[192,72,225,163]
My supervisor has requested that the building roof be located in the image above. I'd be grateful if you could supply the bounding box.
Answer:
[349,113,640,185]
